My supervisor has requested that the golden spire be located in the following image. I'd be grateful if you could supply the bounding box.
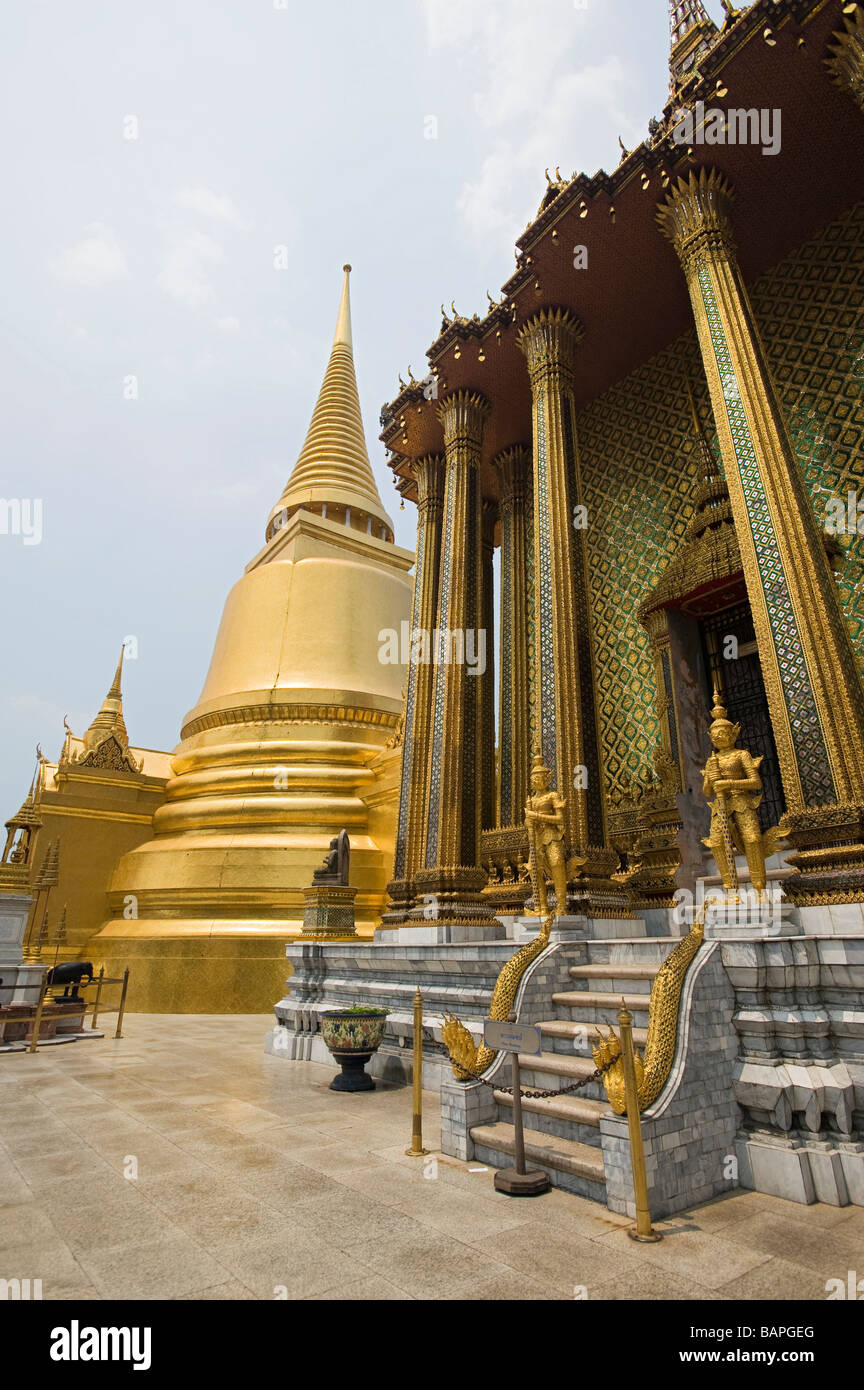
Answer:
[8,756,43,830]
[82,647,129,753]
[668,0,718,84]
[34,838,60,891]
[78,648,141,771]
[266,265,395,542]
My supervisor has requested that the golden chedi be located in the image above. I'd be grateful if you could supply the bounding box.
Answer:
[90,267,413,1012]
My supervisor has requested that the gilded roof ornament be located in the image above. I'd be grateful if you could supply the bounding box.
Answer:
[76,648,142,774]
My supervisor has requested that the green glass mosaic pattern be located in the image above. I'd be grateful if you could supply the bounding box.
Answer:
[696,258,834,804]
[757,202,864,674]
[578,333,705,800]
[577,200,864,803]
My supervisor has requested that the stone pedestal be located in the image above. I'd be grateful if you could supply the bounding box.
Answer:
[300,883,360,942]
[0,892,31,964]
[0,892,45,1009]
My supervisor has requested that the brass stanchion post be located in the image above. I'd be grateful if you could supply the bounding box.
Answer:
[91,967,105,1030]
[405,988,429,1157]
[619,1003,662,1243]
[115,969,130,1039]
[27,975,49,1054]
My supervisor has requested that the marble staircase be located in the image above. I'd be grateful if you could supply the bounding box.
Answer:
[469,930,677,1200]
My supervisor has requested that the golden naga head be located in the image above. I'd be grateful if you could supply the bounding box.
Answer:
[708,687,740,751]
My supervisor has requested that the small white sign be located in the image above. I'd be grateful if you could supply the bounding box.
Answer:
[483,1020,542,1056]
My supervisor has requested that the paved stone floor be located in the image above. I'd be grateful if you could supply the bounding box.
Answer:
[1,1014,862,1301]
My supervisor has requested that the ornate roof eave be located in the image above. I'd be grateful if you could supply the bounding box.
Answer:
[426,300,511,363]
[511,0,807,262]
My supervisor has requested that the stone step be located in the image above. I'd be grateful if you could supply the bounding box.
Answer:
[470,1122,607,1198]
[516,1051,598,1080]
[552,989,651,1019]
[585,938,677,966]
[493,1088,606,1129]
[569,963,659,981]
[514,1051,608,1104]
[567,966,657,996]
[538,1018,649,1049]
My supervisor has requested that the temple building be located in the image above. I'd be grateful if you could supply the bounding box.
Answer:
[2,267,412,1013]
[275,0,864,1216]
[0,656,170,966]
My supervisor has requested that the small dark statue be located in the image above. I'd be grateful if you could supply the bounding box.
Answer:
[46,961,93,1002]
[312,829,350,886]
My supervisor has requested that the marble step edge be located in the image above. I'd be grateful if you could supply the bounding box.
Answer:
[552,990,652,1013]
[569,964,659,981]
[470,1122,607,1184]
[515,1051,598,1079]
[539,1018,649,1046]
[493,1089,606,1127]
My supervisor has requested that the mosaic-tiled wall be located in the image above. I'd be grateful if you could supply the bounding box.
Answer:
[578,200,864,804]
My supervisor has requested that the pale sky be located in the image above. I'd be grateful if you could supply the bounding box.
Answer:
[0,0,723,814]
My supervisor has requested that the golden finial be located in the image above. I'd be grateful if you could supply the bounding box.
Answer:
[343,263,352,274]
[450,301,457,317]
[544,168,552,184]
[530,741,553,777]
[555,165,562,181]
[618,136,630,159]
[398,372,406,388]
[108,645,125,700]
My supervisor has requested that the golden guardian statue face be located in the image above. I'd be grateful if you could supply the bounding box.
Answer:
[709,719,739,751]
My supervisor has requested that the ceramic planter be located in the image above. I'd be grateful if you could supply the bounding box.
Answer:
[320,1009,390,1091]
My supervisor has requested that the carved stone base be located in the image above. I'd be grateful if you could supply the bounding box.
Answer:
[782,803,864,907]
[411,865,499,930]
[380,877,413,929]
[703,889,796,939]
[567,847,634,919]
[300,884,360,941]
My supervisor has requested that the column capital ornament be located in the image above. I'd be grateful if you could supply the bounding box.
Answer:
[437,391,489,451]
[413,454,445,512]
[493,445,531,512]
[826,7,864,112]
[516,308,585,392]
[657,168,736,272]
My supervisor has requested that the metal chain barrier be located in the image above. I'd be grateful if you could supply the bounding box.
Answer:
[427,1034,617,1100]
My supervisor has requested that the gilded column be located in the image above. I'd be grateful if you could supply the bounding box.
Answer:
[517,311,617,908]
[825,8,864,112]
[480,499,497,833]
[415,391,497,928]
[658,169,864,903]
[383,455,444,926]
[495,446,532,828]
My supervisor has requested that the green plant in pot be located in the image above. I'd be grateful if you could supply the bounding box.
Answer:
[320,1004,391,1092]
